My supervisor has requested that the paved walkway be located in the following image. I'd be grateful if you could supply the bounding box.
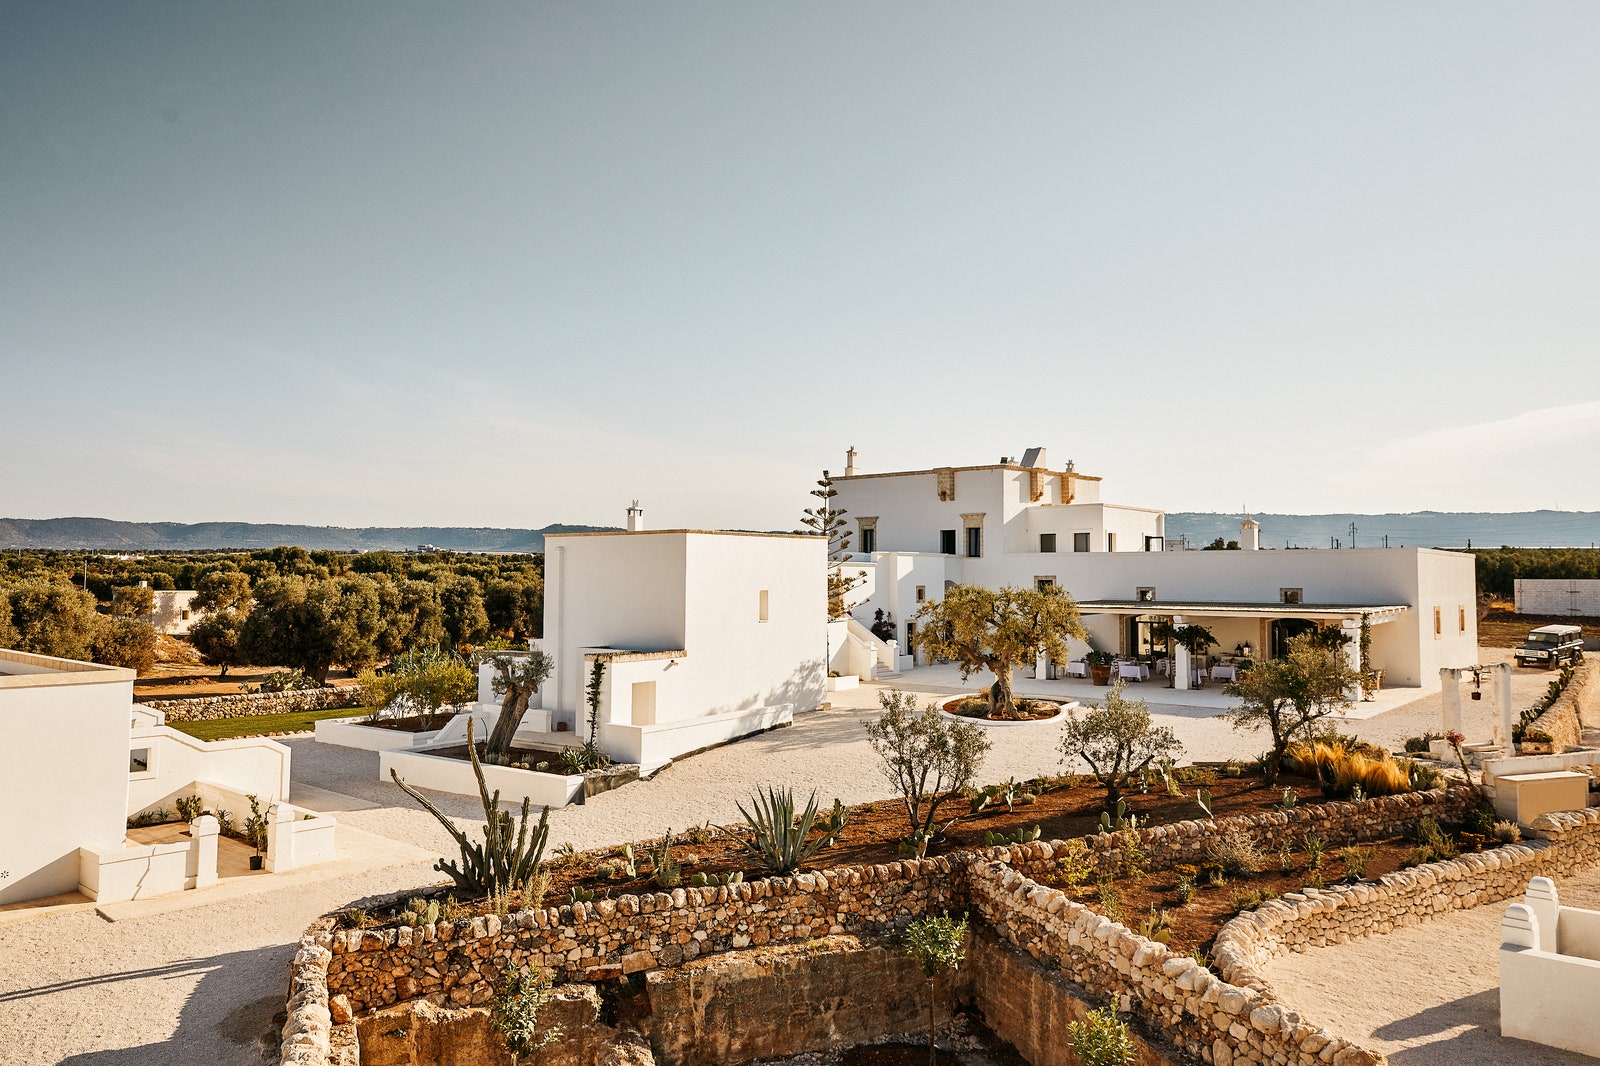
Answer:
[1266,866,1600,1066]
[0,652,1559,1065]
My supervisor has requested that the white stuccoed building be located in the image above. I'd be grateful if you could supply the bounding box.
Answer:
[499,512,828,773]
[829,447,1479,690]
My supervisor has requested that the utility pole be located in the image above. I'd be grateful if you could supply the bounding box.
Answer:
[1349,522,1358,548]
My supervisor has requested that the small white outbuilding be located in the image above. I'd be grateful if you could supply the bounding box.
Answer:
[525,527,828,772]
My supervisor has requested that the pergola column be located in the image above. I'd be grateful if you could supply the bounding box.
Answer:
[1173,615,1190,691]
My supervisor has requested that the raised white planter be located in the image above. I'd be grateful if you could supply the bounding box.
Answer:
[826,675,860,692]
[380,745,587,809]
[316,708,496,752]
[938,697,1075,728]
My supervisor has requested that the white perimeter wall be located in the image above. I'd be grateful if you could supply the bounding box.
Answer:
[1515,580,1600,616]
[0,673,132,904]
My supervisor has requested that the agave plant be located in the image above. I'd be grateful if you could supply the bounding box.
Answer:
[722,786,828,875]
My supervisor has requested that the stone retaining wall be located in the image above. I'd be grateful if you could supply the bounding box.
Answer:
[1212,806,1600,996]
[290,788,1575,1066]
[323,855,965,1015]
[1526,659,1597,750]
[1006,785,1476,882]
[140,686,366,722]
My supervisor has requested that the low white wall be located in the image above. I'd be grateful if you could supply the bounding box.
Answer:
[128,724,291,817]
[379,747,585,808]
[1502,904,1600,1057]
[267,802,337,873]
[1516,579,1600,616]
[78,839,191,902]
[601,704,792,774]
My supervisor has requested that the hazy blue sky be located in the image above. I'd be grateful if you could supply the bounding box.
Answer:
[4,3,1598,530]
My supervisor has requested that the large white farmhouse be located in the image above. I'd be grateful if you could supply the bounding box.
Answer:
[830,448,1478,690]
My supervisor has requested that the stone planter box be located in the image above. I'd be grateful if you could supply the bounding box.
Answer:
[315,709,498,753]
[939,696,1073,727]
[378,743,637,809]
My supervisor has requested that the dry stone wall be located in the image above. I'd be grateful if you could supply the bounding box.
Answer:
[289,788,1582,1066]
[140,685,366,721]
[1526,659,1597,750]
[324,856,965,1015]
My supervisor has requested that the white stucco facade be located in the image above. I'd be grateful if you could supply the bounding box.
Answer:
[521,529,826,772]
[832,449,1479,688]
[0,647,320,905]
[146,590,200,635]
[0,650,134,905]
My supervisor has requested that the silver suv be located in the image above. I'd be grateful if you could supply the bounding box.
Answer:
[1514,624,1584,669]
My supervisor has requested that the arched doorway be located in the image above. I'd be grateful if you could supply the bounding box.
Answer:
[1270,618,1318,659]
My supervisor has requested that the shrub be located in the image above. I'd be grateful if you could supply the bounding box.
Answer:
[1287,739,1413,798]
[1492,820,1522,843]
[1095,880,1122,923]
[649,831,681,888]
[1206,830,1261,875]
[1404,732,1442,754]
[1174,873,1195,905]
[1137,908,1173,944]
[491,966,564,1065]
[865,689,991,844]
[723,786,828,874]
[1067,1001,1137,1066]
[1337,845,1376,880]
[1404,816,1460,867]
[1056,840,1093,888]
[175,795,204,824]
[1062,682,1184,812]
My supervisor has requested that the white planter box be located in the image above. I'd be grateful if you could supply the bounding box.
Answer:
[826,675,859,692]
[380,745,587,809]
[316,709,497,752]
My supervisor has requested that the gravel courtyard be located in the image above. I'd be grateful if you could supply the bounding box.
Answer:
[0,653,1557,1065]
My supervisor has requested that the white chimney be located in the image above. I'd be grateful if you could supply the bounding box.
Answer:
[1241,516,1260,551]
[844,447,858,477]
[626,500,644,532]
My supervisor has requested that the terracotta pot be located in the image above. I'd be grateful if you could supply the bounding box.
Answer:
[1089,666,1112,685]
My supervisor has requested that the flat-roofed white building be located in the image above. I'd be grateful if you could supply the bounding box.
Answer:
[831,448,1478,689]
[514,521,828,772]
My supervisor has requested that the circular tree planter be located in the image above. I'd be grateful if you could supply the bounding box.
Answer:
[938,695,1073,727]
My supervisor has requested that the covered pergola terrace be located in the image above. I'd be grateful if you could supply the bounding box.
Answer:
[1070,599,1411,692]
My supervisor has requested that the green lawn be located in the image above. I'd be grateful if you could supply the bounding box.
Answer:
[169,706,373,741]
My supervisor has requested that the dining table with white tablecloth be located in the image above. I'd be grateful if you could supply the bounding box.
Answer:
[1210,663,1239,683]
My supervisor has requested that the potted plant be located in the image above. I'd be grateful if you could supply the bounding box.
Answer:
[1085,650,1116,686]
[245,794,268,871]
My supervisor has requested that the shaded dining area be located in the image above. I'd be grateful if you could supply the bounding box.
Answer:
[1053,599,1411,693]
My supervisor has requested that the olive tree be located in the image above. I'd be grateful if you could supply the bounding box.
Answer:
[1223,631,1359,785]
[92,618,158,674]
[905,912,969,1066]
[358,647,478,730]
[1060,682,1183,812]
[864,689,991,846]
[109,584,155,619]
[912,583,1084,719]
[4,577,103,660]
[190,609,246,678]
[482,648,556,758]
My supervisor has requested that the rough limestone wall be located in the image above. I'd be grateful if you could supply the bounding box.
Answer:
[965,859,1381,1066]
[1213,807,1600,995]
[141,685,367,721]
[353,986,632,1066]
[324,856,966,1015]
[1004,786,1476,882]
[1526,659,1596,750]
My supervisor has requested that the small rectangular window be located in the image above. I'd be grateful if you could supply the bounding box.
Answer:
[915,585,926,602]
[1035,577,1056,591]
[758,589,769,622]
[1459,606,1466,633]
[1280,588,1303,605]
[1106,532,1117,552]
[1039,533,1056,553]
[1073,532,1090,553]
[966,527,982,558]
[1137,587,1156,603]
[940,529,957,555]
[860,528,876,554]
[180,609,190,620]
[904,621,916,655]
[129,747,151,774]
[1434,607,1442,637]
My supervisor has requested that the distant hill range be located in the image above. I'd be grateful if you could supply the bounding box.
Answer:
[1165,511,1600,550]
[5,510,1600,553]
[0,517,617,553]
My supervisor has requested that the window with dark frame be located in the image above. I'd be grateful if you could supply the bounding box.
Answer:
[1280,588,1303,605]
[1073,532,1090,552]
[1040,533,1056,553]
[860,527,875,554]
[940,529,957,555]
[966,526,982,558]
